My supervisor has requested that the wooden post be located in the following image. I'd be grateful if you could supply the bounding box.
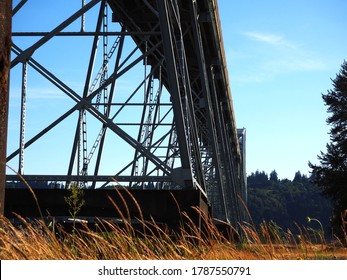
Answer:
[0,0,12,216]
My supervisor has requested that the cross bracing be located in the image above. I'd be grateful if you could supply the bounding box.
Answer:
[7,0,246,224]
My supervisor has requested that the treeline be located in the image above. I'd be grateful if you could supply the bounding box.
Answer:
[6,181,64,189]
[247,170,332,234]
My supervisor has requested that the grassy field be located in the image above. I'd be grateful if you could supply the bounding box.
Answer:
[1,211,346,260]
[1,179,346,260]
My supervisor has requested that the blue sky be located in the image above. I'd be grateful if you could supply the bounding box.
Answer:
[219,0,347,179]
[8,0,347,181]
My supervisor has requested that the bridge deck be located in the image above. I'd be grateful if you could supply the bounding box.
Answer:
[5,188,209,230]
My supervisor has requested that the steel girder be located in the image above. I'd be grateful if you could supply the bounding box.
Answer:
[7,0,246,224]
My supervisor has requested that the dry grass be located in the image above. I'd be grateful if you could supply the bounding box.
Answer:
[1,177,346,260]
[0,210,346,260]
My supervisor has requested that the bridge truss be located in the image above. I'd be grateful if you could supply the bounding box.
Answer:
[7,0,246,225]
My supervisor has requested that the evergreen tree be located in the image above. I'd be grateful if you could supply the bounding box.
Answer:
[248,170,269,188]
[293,171,302,183]
[269,170,279,182]
[247,170,331,233]
[309,61,347,238]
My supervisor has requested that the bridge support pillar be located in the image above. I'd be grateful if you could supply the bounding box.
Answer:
[0,0,12,216]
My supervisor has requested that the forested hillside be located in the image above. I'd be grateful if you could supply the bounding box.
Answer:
[247,170,332,234]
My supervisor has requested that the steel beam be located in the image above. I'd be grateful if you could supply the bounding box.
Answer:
[5,174,172,183]
[12,0,27,16]
[11,0,101,68]
[187,0,229,220]
[9,41,174,178]
[6,0,247,226]
[4,188,209,231]
[68,0,107,179]
[156,0,193,178]
[12,31,160,36]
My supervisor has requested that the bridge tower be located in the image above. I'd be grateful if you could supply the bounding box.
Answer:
[6,0,246,227]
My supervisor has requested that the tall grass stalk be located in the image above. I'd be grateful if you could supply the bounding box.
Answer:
[1,177,346,260]
[1,209,346,260]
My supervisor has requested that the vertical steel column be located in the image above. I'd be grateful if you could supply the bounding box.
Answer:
[0,0,12,215]
[156,0,193,187]
[91,32,125,189]
[81,0,86,32]
[188,0,228,219]
[18,61,27,174]
[67,0,106,180]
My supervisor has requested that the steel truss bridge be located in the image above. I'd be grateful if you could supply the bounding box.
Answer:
[5,0,247,228]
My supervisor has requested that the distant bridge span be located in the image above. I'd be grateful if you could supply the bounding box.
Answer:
[6,0,246,227]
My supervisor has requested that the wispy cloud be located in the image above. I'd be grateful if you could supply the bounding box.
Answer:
[29,88,71,100]
[9,86,74,100]
[227,31,327,84]
[264,58,326,72]
[242,31,297,49]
